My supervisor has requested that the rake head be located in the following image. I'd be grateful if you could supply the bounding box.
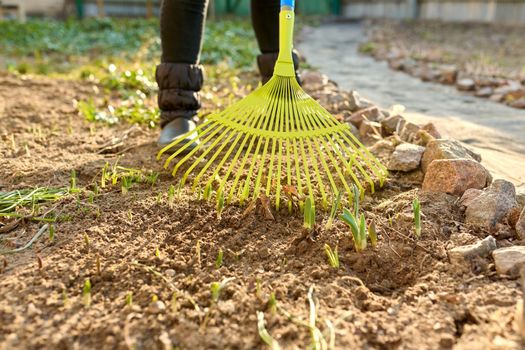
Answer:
[157,2,387,210]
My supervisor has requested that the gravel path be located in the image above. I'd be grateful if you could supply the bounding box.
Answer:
[298,23,525,188]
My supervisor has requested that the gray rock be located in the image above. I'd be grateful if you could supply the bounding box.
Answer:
[492,246,525,278]
[517,208,525,239]
[359,120,382,143]
[448,236,496,266]
[456,78,475,91]
[381,115,406,136]
[517,188,525,208]
[475,87,494,97]
[459,188,483,207]
[346,122,360,140]
[387,143,425,172]
[347,91,372,111]
[399,122,421,143]
[464,179,519,229]
[421,139,482,173]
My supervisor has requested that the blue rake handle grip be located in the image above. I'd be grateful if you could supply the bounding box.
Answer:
[281,0,295,9]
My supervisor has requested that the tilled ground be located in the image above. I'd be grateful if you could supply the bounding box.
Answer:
[0,71,523,349]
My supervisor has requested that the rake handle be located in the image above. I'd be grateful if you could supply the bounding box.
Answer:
[274,0,296,77]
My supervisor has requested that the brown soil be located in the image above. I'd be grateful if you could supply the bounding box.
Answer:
[0,71,524,349]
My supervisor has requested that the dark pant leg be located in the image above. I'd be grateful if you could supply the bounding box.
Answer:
[250,0,280,54]
[160,0,208,64]
[157,0,208,127]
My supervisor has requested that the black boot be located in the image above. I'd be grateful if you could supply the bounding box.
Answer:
[257,50,302,85]
[156,63,204,150]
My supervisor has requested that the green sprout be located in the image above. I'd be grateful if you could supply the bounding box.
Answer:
[155,246,161,258]
[82,279,92,307]
[125,292,133,306]
[83,232,90,250]
[70,170,78,193]
[340,209,367,252]
[216,190,225,219]
[257,311,281,350]
[325,190,342,229]
[351,184,360,218]
[304,196,315,230]
[413,198,421,237]
[268,292,277,315]
[210,277,235,304]
[368,221,378,248]
[324,244,340,269]
[215,248,223,269]
[167,184,175,207]
[121,176,132,194]
[203,183,212,201]
[100,163,109,188]
[48,224,55,242]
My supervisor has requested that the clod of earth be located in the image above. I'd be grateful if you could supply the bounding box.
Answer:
[463,179,519,230]
[492,246,525,278]
[447,235,496,266]
[422,159,491,196]
[387,143,425,172]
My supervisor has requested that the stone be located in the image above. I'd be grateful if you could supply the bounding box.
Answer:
[448,236,496,266]
[421,123,441,139]
[490,94,504,102]
[347,107,382,127]
[359,120,382,143]
[422,159,491,196]
[421,139,482,173]
[381,115,406,136]
[346,122,360,140]
[301,70,328,87]
[456,78,475,91]
[516,188,525,208]
[347,91,372,111]
[148,300,166,314]
[387,143,425,172]
[418,67,440,82]
[516,208,525,239]
[437,65,458,85]
[165,269,176,277]
[399,122,421,143]
[464,179,519,229]
[475,87,493,98]
[492,246,525,278]
[510,97,525,109]
[369,140,395,162]
[459,188,483,207]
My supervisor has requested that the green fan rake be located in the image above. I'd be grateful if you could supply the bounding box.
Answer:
[157,0,387,210]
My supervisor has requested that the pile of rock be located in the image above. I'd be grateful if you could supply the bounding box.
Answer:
[303,70,525,278]
[367,50,525,110]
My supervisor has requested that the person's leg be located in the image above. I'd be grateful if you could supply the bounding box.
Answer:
[251,0,300,84]
[156,0,208,147]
